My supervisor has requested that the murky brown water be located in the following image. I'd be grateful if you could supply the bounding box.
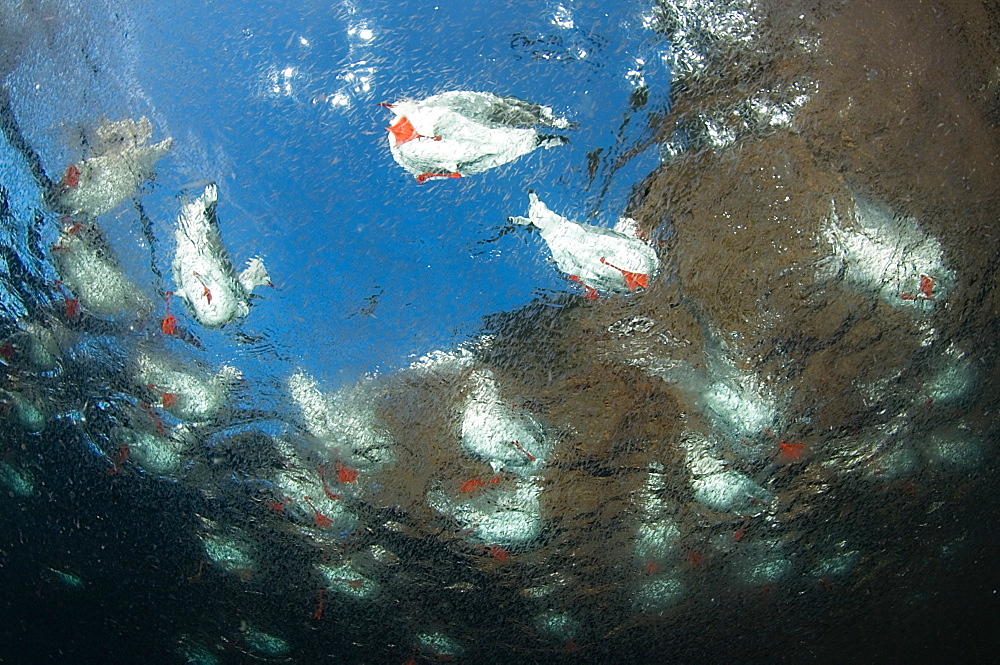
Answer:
[366,1,1000,661]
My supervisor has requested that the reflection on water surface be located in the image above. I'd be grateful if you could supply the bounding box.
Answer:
[2,1,999,663]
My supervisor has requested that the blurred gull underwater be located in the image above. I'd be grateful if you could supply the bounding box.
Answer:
[48,117,172,219]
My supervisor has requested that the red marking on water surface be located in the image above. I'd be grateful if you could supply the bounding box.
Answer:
[161,392,177,409]
[64,164,81,189]
[599,257,649,290]
[302,496,334,528]
[643,561,660,576]
[0,342,15,362]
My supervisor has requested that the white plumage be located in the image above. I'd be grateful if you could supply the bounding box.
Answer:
[510,192,660,297]
[50,221,150,318]
[460,368,549,476]
[171,184,271,328]
[135,349,241,422]
[383,91,570,182]
[53,117,172,218]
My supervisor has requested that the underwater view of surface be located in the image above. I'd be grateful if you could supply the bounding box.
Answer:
[2,0,1000,663]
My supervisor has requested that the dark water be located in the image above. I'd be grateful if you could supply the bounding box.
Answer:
[3,1,1000,663]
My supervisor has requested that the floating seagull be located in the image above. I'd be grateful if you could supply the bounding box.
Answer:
[460,368,549,476]
[49,117,172,218]
[382,91,571,183]
[171,184,271,329]
[135,348,242,422]
[510,192,660,298]
[286,371,396,466]
[0,319,74,372]
[50,220,151,318]
[1,386,47,433]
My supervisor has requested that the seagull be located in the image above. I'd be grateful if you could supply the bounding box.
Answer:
[50,117,172,218]
[135,348,241,422]
[509,192,659,298]
[381,90,571,183]
[171,184,271,328]
[460,368,549,476]
[50,220,150,318]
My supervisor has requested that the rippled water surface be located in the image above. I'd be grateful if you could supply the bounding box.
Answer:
[2,1,999,663]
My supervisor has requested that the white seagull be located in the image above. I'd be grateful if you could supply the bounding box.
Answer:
[510,192,660,298]
[50,220,150,318]
[171,184,271,328]
[52,117,172,218]
[382,90,571,183]
[460,368,550,476]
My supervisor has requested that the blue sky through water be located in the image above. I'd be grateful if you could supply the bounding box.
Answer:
[40,0,671,388]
